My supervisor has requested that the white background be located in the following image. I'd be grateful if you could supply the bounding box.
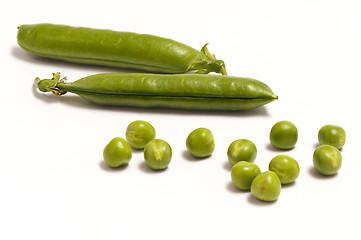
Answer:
[1,0,360,239]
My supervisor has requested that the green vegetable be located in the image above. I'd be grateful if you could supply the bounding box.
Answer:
[313,145,342,175]
[251,171,281,202]
[126,120,156,149]
[270,121,298,149]
[318,125,346,149]
[17,23,227,74]
[186,128,215,158]
[34,73,277,111]
[227,139,257,165]
[103,137,132,167]
[231,161,261,190]
[269,155,300,184]
[144,139,172,170]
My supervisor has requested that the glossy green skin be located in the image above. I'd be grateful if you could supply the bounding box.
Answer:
[251,171,281,202]
[313,145,342,175]
[52,73,277,111]
[17,23,200,73]
[269,155,300,184]
[186,128,215,158]
[144,139,172,170]
[231,161,261,190]
[103,137,132,167]
[227,139,257,165]
[318,125,346,149]
[126,120,156,149]
[270,121,298,149]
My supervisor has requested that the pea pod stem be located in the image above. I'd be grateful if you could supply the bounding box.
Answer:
[188,44,227,75]
[34,73,67,95]
[34,73,277,111]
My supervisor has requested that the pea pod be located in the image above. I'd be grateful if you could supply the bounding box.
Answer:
[34,73,277,111]
[17,23,226,75]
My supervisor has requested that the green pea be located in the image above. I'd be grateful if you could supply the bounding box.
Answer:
[318,125,346,149]
[270,121,298,150]
[126,120,156,149]
[231,161,261,190]
[313,145,342,176]
[251,171,281,202]
[103,137,132,167]
[227,139,257,165]
[269,155,300,184]
[186,128,215,158]
[34,73,278,111]
[144,139,172,170]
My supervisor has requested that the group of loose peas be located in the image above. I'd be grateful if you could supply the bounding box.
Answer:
[230,121,345,201]
[103,120,216,170]
[103,120,346,202]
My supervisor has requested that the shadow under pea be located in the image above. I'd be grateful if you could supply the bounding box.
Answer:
[98,160,129,172]
[182,150,212,162]
[308,166,338,179]
[223,161,233,172]
[138,161,168,174]
[265,143,296,153]
[247,194,278,206]
[226,181,278,206]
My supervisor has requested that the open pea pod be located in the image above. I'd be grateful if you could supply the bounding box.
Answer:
[34,73,277,111]
[18,23,226,75]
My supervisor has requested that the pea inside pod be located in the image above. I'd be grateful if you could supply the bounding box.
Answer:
[34,72,278,111]
[17,23,227,75]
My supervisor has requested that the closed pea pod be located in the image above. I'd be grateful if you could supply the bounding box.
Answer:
[17,23,227,74]
[34,73,278,111]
